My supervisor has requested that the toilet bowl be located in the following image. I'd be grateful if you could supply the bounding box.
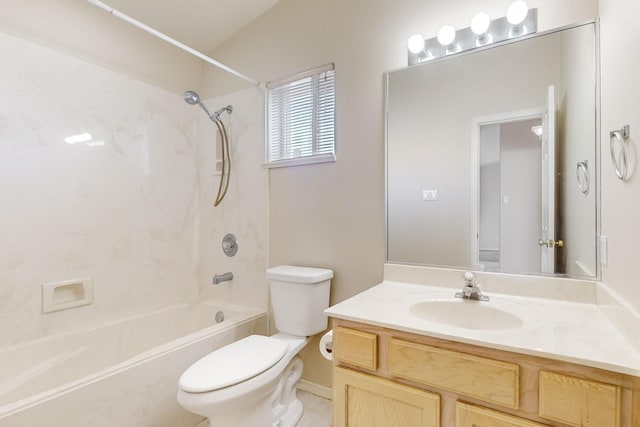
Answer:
[177,265,333,427]
[177,333,308,427]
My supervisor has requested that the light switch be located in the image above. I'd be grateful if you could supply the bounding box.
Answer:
[422,189,438,201]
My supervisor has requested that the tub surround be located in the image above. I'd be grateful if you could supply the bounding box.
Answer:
[197,87,269,311]
[0,30,199,348]
[325,264,640,377]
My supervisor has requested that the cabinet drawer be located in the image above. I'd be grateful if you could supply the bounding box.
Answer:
[539,371,620,427]
[456,402,548,427]
[389,338,519,408]
[333,327,377,371]
[335,367,440,427]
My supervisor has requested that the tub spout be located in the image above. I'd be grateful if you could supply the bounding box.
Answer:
[213,272,233,285]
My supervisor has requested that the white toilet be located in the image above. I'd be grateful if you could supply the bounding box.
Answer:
[177,265,333,427]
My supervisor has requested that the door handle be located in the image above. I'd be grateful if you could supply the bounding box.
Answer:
[539,239,564,248]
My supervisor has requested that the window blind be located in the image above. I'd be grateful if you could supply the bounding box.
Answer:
[267,64,335,164]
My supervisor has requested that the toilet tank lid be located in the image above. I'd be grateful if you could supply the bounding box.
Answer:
[266,265,333,283]
[178,335,287,393]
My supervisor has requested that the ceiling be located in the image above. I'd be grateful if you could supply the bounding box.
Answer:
[103,0,282,53]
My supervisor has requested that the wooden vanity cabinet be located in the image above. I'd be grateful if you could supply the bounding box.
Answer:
[331,320,640,427]
[334,367,440,427]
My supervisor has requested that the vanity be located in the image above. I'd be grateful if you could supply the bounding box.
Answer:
[325,265,640,427]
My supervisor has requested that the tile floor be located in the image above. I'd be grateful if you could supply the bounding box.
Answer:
[192,390,332,427]
[297,390,332,427]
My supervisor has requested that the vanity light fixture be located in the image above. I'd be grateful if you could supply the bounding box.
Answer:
[407,1,537,65]
[470,12,492,46]
[437,25,460,54]
[407,33,432,62]
[408,33,425,54]
[507,0,529,37]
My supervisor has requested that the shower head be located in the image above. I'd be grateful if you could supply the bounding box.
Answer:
[183,90,213,118]
[183,90,200,105]
[183,90,232,121]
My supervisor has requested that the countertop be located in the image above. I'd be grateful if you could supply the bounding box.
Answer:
[325,266,640,377]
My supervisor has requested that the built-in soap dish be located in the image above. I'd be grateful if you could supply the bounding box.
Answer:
[42,277,94,314]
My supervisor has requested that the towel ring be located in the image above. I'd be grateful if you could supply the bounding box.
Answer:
[576,160,589,194]
[609,125,629,180]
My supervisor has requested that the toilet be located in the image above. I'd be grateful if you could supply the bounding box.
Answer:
[177,265,333,427]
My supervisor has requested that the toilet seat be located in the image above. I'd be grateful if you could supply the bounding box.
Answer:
[179,335,288,393]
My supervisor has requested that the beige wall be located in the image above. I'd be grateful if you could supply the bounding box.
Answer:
[599,0,640,310]
[207,0,598,388]
[0,0,202,94]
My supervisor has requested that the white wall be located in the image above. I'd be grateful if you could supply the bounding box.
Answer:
[599,0,640,310]
[0,0,202,95]
[500,119,542,274]
[479,124,501,253]
[0,32,199,347]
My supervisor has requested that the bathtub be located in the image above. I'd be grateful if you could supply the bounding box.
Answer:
[0,301,268,427]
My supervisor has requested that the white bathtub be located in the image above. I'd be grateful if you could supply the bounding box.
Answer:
[0,301,268,427]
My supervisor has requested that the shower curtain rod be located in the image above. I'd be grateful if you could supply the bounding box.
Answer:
[86,0,259,86]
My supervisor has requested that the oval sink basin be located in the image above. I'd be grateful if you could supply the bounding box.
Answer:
[409,300,524,331]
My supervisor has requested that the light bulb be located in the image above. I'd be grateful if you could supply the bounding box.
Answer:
[437,25,456,47]
[507,0,528,25]
[407,34,425,54]
[470,12,491,36]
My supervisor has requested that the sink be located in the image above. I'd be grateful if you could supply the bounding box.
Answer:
[409,299,524,331]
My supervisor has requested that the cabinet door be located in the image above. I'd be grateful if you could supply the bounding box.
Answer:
[538,371,620,427]
[334,367,440,427]
[456,402,548,427]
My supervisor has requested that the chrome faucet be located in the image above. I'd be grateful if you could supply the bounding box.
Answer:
[213,272,233,285]
[455,272,489,301]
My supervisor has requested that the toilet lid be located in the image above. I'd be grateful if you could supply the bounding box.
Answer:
[179,335,288,393]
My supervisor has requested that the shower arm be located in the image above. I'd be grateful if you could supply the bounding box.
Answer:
[85,0,259,86]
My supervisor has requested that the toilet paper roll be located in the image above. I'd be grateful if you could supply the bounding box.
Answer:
[319,329,333,361]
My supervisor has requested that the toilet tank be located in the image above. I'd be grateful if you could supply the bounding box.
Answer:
[266,265,333,337]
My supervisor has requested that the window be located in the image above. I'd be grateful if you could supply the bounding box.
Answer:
[266,64,335,167]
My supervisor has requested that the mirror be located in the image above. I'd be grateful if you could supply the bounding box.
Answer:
[386,23,597,278]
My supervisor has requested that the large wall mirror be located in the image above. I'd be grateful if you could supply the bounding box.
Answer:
[386,22,598,278]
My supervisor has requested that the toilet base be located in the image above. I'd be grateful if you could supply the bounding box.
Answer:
[277,398,303,427]
[197,356,305,427]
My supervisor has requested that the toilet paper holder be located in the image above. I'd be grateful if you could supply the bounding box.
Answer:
[319,329,334,361]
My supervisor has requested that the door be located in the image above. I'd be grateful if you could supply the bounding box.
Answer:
[540,85,556,273]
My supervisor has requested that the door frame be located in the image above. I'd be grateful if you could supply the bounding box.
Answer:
[470,107,546,270]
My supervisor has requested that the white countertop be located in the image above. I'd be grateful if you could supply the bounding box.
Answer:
[325,267,640,377]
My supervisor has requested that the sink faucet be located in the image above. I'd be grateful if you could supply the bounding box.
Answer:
[455,272,489,301]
